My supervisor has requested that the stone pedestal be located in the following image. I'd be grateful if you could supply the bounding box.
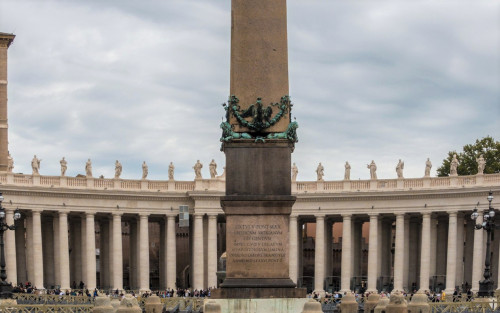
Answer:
[407,291,430,313]
[116,295,142,313]
[301,299,323,313]
[145,295,163,313]
[93,296,114,313]
[386,292,408,313]
[339,293,358,313]
[374,296,390,313]
[218,141,305,298]
[365,294,381,313]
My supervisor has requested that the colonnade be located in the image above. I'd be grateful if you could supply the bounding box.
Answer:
[3,209,220,292]
[289,211,498,293]
[2,207,500,294]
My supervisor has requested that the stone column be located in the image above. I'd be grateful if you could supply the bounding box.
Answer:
[15,218,26,284]
[192,214,204,290]
[403,218,410,290]
[166,215,177,289]
[85,213,96,290]
[207,214,218,288]
[53,216,60,286]
[32,210,44,289]
[367,213,378,292]
[289,215,298,284]
[340,214,352,292]
[419,213,431,291]
[25,215,33,284]
[429,217,437,280]
[445,212,457,293]
[112,213,123,291]
[5,209,16,286]
[471,212,483,292]
[455,213,464,289]
[58,212,71,290]
[139,213,150,292]
[314,215,325,293]
[393,213,405,292]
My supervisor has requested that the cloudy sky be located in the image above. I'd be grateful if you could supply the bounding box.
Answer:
[0,0,498,181]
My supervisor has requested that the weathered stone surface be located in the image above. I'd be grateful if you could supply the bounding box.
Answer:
[204,300,222,313]
[365,293,381,313]
[230,0,289,133]
[374,296,390,313]
[116,295,142,313]
[205,298,310,313]
[339,293,358,313]
[211,287,305,299]
[408,291,430,313]
[93,296,114,313]
[386,291,408,313]
[145,295,163,313]
[301,299,323,313]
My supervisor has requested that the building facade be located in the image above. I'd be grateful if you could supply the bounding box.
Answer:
[0,170,499,294]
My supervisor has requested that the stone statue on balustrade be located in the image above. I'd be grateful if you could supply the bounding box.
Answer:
[168,162,175,180]
[316,163,324,181]
[7,152,13,173]
[60,157,67,177]
[193,160,203,179]
[31,155,41,175]
[344,161,351,180]
[450,154,459,176]
[209,159,218,178]
[291,163,298,181]
[396,159,404,178]
[142,161,148,180]
[425,158,432,177]
[115,160,122,179]
[367,160,377,180]
[85,159,92,178]
[476,154,486,175]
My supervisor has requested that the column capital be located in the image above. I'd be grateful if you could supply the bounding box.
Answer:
[139,213,149,218]
[31,209,42,216]
[341,214,352,219]
[314,214,325,220]
[368,213,379,218]
[395,212,405,217]
[422,212,432,218]
[58,211,68,217]
[193,213,204,218]
[207,214,217,219]
[85,212,95,218]
[447,211,458,217]
[112,212,123,217]
[290,215,298,220]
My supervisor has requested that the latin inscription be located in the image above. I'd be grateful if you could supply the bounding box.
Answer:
[229,223,286,264]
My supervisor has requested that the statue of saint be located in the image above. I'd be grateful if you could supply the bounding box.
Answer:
[193,160,203,179]
[367,160,377,180]
[396,159,404,179]
[476,154,486,175]
[168,162,175,180]
[60,157,67,177]
[7,152,13,173]
[344,161,351,180]
[316,163,324,181]
[291,163,298,181]
[115,160,122,179]
[142,161,148,180]
[425,158,432,177]
[85,159,93,178]
[31,155,41,175]
[450,154,459,176]
[209,159,218,178]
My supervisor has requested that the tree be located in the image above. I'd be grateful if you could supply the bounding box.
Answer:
[437,136,500,176]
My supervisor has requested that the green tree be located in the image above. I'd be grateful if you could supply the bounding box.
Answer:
[437,136,500,176]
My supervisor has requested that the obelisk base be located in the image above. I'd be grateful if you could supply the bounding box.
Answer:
[204,298,311,313]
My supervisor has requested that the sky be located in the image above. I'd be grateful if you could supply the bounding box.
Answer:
[0,0,498,181]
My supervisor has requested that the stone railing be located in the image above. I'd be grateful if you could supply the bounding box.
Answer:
[0,171,498,193]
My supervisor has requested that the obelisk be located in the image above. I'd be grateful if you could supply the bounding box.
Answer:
[214,0,304,299]
[0,33,15,172]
